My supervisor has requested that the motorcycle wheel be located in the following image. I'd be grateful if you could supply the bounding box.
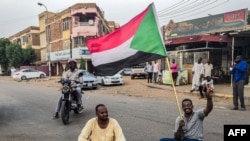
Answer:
[61,101,70,125]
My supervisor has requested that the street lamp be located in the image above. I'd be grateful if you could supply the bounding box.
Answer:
[38,2,51,77]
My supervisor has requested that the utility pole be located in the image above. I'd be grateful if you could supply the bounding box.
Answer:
[38,2,51,77]
[70,36,72,58]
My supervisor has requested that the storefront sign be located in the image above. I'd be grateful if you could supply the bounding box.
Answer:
[165,9,248,38]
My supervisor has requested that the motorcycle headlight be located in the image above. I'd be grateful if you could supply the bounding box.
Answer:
[62,85,70,94]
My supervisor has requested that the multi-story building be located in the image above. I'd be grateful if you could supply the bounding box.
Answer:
[38,3,111,76]
[8,26,41,62]
[38,11,56,65]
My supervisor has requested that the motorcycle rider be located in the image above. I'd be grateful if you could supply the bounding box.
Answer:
[53,58,83,119]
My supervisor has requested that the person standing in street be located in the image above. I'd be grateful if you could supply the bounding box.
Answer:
[153,60,160,83]
[145,62,153,83]
[170,59,178,86]
[78,104,126,141]
[230,55,248,111]
[190,57,204,92]
[204,59,213,78]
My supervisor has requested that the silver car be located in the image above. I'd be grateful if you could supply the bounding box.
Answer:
[79,70,98,89]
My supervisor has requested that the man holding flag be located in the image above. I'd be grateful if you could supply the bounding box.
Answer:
[159,85,213,141]
[85,2,213,141]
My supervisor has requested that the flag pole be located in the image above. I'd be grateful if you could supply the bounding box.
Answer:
[166,57,183,119]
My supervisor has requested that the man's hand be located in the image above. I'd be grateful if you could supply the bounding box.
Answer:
[179,119,185,127]
[205,85,213,98]
[175,119,185,140]
[204,84,213,116]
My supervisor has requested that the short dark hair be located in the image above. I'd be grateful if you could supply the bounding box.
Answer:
[182,98,193,106]
[95,104,106,112]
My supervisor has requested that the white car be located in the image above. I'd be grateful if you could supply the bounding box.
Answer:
[96,73,124,86]
[12,68,46,80]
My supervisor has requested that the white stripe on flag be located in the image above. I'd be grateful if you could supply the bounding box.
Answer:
[91,36,137,66]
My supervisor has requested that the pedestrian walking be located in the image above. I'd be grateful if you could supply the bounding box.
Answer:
[190,57,204,92]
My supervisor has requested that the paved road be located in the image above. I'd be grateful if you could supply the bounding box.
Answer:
[1,78,250,141]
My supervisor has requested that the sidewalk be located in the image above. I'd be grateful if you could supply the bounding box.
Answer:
[143,82,250,101]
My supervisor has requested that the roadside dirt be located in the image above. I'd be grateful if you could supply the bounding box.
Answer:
[1,76,173,99]
[1,75,232,107]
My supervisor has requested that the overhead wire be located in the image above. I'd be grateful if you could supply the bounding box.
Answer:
[176,0,230,20]
[158,0,230,24]
[159,0,218,20]
[158,0,201,16]
[157,0,188,15]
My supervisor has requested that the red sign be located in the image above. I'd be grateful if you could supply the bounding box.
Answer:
[224,9,246,23]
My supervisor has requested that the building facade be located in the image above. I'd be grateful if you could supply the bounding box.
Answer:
[38,3,111,76]
[8,26,41,62]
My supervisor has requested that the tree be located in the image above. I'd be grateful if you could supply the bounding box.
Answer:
[22,45,36,65]
[0,38,11,71]
[6,44,24,68]
[79,57,86,69]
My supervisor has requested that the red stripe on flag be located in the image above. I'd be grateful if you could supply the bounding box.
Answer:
[86,5,151,54]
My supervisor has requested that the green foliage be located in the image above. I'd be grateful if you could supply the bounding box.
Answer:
[22,45,36,65]
[0,39,37,70]
[0,38,11,70]
[79,57,86,69]
[6,44,24,68]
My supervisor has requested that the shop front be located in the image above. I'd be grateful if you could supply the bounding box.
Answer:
[162,8,250,85]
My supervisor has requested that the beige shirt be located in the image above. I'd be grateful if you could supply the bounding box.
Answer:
[62,69,83,83]
[78,117,126,141]
[204,63,213,77]
[153,62,159,73]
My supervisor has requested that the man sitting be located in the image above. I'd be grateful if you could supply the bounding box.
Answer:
[199,76,214,99]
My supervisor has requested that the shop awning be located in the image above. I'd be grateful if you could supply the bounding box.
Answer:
[165,35,232,45]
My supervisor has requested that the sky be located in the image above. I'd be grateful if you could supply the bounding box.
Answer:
[0,0,249,38]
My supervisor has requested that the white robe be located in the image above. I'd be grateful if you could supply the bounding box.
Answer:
[191,62,204,90]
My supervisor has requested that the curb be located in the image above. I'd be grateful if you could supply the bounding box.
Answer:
[143,82,250,100]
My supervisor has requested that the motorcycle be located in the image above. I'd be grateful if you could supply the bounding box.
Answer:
[59,79,83,125]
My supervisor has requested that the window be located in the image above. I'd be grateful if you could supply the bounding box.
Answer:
[62,18,70,31]
[79,17,95,26]
[22,36,28,45]
[73,36,85,47]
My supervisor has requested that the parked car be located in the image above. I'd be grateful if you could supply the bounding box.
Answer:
[122,68,132,76]
[130,63,147,79]
[12,68,46,80]
[79,70,98,89]
[96,73,124,86]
